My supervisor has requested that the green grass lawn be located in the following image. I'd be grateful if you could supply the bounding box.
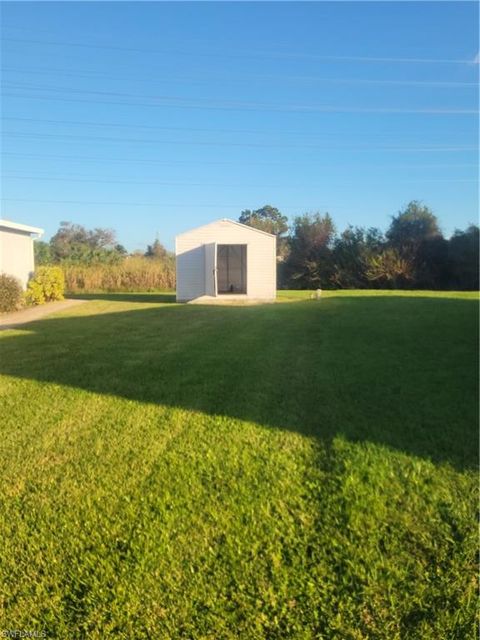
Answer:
[0,291,477,639]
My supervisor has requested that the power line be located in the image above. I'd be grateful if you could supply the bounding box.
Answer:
[3,83,476,114]
[0,151,304,166]
[4,130,476,151]
[2,152,477,167]
[5,90,476,117]
[3,175,476,186]
[2,116,475,143]
[2,65,477,88]
[3,115,325,139]
[0,175,307,188]
[2,186,476,213]
[2,36,473,64]
[0,197,337,208]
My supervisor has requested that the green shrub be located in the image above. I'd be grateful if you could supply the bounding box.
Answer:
[26,266,65,306]
[0,273,24,312]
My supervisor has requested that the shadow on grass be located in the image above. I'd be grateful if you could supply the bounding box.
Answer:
[0,295,477,470]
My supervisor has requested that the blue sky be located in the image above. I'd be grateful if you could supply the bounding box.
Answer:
[1,1,478,251]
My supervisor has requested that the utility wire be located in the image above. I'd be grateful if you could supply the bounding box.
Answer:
[1,116,474,143]
[2,36,474,64]
[0,197,339,208]
[5,90,476,116]
[3,83,476,114]
[3,175,477,186]
[2,65,476,88]
[2,152,477,167]
[4,130,476,151]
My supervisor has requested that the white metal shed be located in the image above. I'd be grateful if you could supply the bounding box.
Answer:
[175,219,276,302]
[0,219,44,289]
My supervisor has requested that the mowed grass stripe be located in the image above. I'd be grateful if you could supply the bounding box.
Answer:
[0,291,477,638]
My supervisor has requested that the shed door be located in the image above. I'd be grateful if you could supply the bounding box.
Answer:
[217,244,247,294]
[204,242,217,296]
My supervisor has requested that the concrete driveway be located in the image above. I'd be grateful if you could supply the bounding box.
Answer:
[0,299,87,331]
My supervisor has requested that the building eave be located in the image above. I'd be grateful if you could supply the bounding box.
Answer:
[175,218,276,240]
[0,219,44,237]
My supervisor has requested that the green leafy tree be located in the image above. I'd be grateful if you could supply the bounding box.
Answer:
[49,222,124,264]
[34,240,52,265]
[114,243,128,256]
[145,239,168,259]
[387,201,441,253]
[386,201,445,288]
[332,226,385,288]
[448,225,479,290]
[239,205,289,258]
[284,213,336,288]
[415,235,449,289]
[365,248,414,288]
[239,205,288,237]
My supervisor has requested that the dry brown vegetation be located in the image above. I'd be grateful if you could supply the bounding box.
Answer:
[62,256,176,293]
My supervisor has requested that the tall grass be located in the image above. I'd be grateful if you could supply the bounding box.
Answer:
[62,257,175,292]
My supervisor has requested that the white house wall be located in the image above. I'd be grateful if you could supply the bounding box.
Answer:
[0,228,35,289]
[176,220,276,302]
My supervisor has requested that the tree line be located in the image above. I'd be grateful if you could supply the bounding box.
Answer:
[240,203,478,291]
[35,221,172,265]
[34,222,175,293]
[36,203,478,291]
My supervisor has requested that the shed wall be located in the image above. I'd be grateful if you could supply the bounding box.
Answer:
[176,220,276,301]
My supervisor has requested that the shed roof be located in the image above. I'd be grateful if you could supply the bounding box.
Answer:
[176,218,275,239]
[0,219,44,236]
